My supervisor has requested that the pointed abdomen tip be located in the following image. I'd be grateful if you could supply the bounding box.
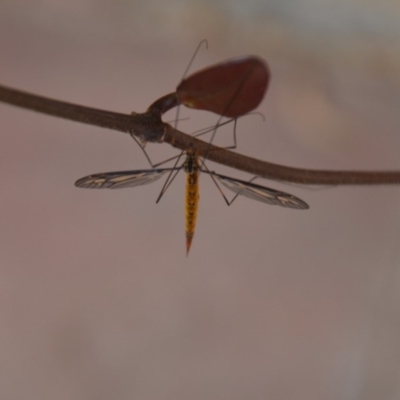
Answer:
[186,237,193,256]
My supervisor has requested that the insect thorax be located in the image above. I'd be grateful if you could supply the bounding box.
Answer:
[184,153,199,174]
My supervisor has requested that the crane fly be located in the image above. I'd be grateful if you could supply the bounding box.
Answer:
[75,53,303,254]
[75,150,309,255]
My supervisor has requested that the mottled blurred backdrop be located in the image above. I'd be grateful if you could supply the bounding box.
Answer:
[1,1,400,399]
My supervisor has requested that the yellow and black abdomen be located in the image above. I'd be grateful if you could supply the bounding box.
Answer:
[184,152,200,255]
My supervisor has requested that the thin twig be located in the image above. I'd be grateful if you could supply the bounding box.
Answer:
[1,84,400,185]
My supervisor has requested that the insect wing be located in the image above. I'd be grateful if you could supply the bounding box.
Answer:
[75,169,171,189]
[213,173,309,210]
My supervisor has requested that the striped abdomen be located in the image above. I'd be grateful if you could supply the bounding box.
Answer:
[184,152,199,255]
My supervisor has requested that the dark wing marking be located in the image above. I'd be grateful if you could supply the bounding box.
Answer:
[210,173,309,210]
[75,169,174,189]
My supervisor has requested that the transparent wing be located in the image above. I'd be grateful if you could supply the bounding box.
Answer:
[75,168,173,189]
[211,173,309,210]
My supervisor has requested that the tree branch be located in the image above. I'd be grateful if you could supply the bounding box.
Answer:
[1,84,400,185]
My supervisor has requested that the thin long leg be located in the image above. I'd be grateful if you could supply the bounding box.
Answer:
[132,87,261,169]
[155,150,186,203]
[153,118,238,202]
[192,117,236,139]
[132,116,239,169]
[201,118,238,163]
[129,134,185,203]
[152,153,183,168]
[129,134,156,167]
[199,111,266,169]
[135,41,210,171]
[180,40,209,82]
[129,133,188,169]
[200,160,232,206]
[173,40,209,135]
[135,39,210,202]
[202,160,260,206]
[193,111,264,144]
[156,167,182,203]
[223,175,258,205]
[132,104,262,203]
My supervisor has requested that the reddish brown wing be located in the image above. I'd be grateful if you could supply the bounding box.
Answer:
[176,56,270,118]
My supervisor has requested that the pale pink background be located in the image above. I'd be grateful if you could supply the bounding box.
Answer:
[1,2,400,399]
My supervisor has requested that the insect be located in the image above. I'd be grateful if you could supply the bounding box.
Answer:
[75,53,306,254]
[75,150,309,255]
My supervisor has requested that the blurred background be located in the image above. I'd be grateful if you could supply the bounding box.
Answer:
[1,1,400,399]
